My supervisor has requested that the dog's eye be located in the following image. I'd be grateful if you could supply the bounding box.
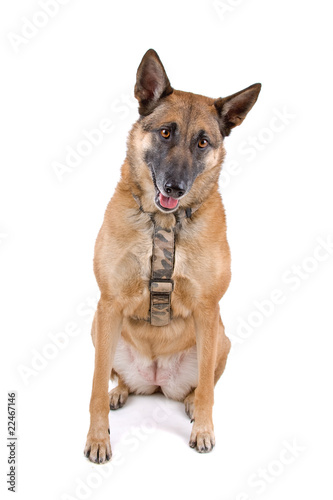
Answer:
[198,138,209,149]
[160,129,171,139]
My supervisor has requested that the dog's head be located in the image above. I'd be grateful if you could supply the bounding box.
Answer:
[128,49,261,213]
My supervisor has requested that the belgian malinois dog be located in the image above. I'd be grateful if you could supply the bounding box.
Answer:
[84,49,261,462]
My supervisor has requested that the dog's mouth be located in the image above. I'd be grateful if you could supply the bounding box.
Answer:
[149,168,181,213]
[156,192,179,212]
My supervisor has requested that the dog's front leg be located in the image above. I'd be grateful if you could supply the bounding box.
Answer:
[84,299,122,463]
[190,305,219,453]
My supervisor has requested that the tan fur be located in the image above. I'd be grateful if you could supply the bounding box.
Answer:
[84,50,260,462]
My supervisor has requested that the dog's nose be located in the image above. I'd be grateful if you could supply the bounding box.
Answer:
[164,181,186,198]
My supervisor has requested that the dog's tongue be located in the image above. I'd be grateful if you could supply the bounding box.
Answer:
[159,193,178,209]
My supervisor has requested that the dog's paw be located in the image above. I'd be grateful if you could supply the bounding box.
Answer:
[184,392,195,421]
[189,425,215,453]
[109,386,129,410]
[84,433,112,464]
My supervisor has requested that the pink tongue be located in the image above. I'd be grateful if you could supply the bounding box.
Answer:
[159,193,178,209]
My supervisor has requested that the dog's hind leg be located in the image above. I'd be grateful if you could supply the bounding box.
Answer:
[109,370,130,410]
[184,390,195,421]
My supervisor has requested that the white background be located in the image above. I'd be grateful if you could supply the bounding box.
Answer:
[1,0,332,499]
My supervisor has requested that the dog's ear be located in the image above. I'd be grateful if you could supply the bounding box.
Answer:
[135,49,173,116]
[214,83,261,137]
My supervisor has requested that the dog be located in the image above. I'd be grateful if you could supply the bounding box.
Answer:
[84,49,261,462]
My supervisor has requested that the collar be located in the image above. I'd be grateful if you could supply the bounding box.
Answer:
[131,192,200,326]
